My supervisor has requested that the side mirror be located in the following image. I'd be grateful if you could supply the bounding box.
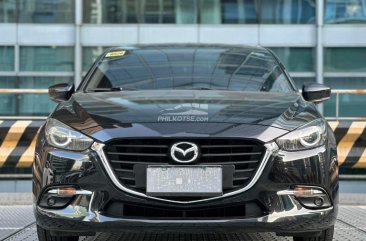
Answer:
[302,83,331,103]
[48,83,75,103]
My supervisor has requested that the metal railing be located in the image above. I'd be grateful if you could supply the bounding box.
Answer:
[0,89,49,120]
[0,88,366,121]
[330,89,366,121]
[0,89,48,94]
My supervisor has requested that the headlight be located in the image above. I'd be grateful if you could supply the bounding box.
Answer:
[276,119,327,151]
[45,118,93,151]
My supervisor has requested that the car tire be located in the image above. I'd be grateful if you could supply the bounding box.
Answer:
[37,225,79,241]
[293,226,334,241]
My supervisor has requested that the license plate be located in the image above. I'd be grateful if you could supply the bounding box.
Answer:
[146,166,222,197]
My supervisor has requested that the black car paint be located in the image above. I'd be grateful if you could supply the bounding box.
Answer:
[33,45,338,237]
[51,90,320,133]
[33,129,338,234]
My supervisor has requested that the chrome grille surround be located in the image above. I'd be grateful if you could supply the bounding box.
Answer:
[92,141,278,204]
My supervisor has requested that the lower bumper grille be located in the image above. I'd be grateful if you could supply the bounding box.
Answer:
[103,138,265,201]
[103,201,266,219]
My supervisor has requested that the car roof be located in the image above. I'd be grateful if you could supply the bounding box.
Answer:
[106,44,268,53]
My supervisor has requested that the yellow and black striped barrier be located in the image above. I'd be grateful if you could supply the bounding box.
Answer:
[0,120,366,173]
[329,121,366,169]
[0,120,43,173]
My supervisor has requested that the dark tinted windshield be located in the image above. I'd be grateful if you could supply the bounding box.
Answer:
[84,46,294,93]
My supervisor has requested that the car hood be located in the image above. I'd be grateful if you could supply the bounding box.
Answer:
[51,90,321,142]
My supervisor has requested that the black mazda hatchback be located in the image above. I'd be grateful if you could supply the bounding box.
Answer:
[33,45,338,241]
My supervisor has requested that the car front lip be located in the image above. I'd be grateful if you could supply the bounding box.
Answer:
[35,192,335,233]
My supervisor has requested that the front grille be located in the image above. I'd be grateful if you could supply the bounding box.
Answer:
[104,138,266,200]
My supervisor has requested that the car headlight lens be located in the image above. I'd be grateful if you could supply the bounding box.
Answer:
[45,118,93,151]
[276,119,326,151]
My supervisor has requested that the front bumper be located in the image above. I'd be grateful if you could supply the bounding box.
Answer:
[33,139,338,235]
[35,202,335,234]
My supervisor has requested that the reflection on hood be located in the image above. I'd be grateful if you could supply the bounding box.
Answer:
[52,90,320,133]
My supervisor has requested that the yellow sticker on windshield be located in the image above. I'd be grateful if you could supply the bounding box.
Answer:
[105,50,126,58]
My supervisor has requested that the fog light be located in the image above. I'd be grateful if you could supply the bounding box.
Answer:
[314,197,324,207]
[277,186,332,209]
[40,194,74,209]
[47,198,56,206]
[39,187,92,209]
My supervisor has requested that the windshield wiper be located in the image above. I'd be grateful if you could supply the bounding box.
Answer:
[86,87,137,92]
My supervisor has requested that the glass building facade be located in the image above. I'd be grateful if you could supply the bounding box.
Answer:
[0,0,365,118]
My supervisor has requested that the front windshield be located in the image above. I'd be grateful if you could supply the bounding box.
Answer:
[84,46,294,93]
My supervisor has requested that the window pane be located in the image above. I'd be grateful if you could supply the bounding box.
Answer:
[83,0,317,24]
[84,0,190,24]
[19,76,71,89]
[221,0,257,24]
[292,77,316,89]
[176,0,197,23]
[83,0,198,24]
[200,0,221,24]
[18,93,53,116]
[200,0,258,24]
[200,0,315,24]
[270,48,315,72]
[325,0,366,24]
[142,0,175,23]
[0,46,14,71]
[324,48,366,72]
[0,77,71,116]
[83,0,138,23]
[324,77,366,117]
[0,0,16,22]
[18,77,71,116]
[20,47,74,72]
[0,77,16,115]
[260,0,315,24]
[83,47,109,71]
[18,0,74,23]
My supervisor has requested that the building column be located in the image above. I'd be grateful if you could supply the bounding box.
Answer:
[75,0,83,87]
[316,0,324,113]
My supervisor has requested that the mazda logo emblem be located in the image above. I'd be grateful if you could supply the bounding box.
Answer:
[170,142,199,163]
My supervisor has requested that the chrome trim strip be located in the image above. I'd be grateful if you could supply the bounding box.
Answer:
[277,190,322,196]
[47,189,93,195]
[312,96,330,103]
[277,145,326,162]
[92,142,278,204]
[277,185,330,198]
